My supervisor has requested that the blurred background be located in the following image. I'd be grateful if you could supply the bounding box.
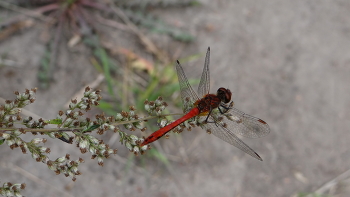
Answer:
[1,0,350,196]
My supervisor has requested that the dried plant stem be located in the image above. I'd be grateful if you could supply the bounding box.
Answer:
[81,1,169,63]
[0,113,184,133]
[111,6,169,64]
[0,128,73,133]
[313,168,350,195]
[0,1,52,22]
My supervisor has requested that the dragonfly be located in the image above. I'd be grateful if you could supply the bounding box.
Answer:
[141,47,270,161]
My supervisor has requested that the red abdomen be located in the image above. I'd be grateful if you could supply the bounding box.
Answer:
[141,107,200,146]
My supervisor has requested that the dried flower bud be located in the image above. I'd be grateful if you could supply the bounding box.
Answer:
[155,97,163,106]
[97,157,104,166]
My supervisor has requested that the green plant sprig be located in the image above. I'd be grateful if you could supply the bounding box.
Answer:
[0,182,26,197]
[0,86,194,197]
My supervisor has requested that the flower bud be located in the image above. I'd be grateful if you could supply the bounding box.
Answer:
[130,135,138,141]
[141,145,148,151]
[125,142,132,151]
[87,135,99,144]
[160,119,168,127]
[6,139,15,146]
[108,125,115,130]
[89,146,96,154]
[79,140,89,149]
[2,133,11,139]
[56,156,66,163]
[31,138,44,144]
[31,152,39,160]
[133,146,139,153]
[115,113,123,121]
[98,143,106,150]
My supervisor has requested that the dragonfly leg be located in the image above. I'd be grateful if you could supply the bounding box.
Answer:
[218,101,234,114]
[204,108,221,127]
[204,110,212,123]
[218,105,229,114]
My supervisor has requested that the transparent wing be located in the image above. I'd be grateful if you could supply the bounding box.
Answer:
[200,115,263,161]
[175,60,200,113]
[197,47,211,97]
[218,106,270,138]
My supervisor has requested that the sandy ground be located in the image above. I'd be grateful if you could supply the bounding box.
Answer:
[1,0,350,197]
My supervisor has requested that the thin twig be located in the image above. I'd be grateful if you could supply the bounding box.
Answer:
[0,1,52,22]
[0,19,34,42]
[0,128,75,133]
[0,112,185,133]
[110,6,169,64]
[122,52,131,109]
[95,14,130,32]
[82,0,169,64]
[48,10,64,82]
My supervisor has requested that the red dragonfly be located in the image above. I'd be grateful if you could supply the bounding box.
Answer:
[141,47,270,160]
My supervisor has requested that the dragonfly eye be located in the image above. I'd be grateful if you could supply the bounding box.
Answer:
[217,88,232,103]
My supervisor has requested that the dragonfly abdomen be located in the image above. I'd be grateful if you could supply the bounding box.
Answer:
[141,107,200,146]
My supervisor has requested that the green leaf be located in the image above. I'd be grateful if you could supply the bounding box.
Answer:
[0,139,5,145]
[83,124,100,132]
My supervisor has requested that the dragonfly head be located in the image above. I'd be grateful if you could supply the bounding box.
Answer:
[217,88,232,103]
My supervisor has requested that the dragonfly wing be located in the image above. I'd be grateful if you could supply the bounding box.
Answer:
[201,116,263,161]
[221,107,270,138]
[176,60,200,113]
[197,47,211,97]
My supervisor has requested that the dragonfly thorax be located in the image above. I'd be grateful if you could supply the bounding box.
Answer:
[195,88,232,113]
[195,94,221,113]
